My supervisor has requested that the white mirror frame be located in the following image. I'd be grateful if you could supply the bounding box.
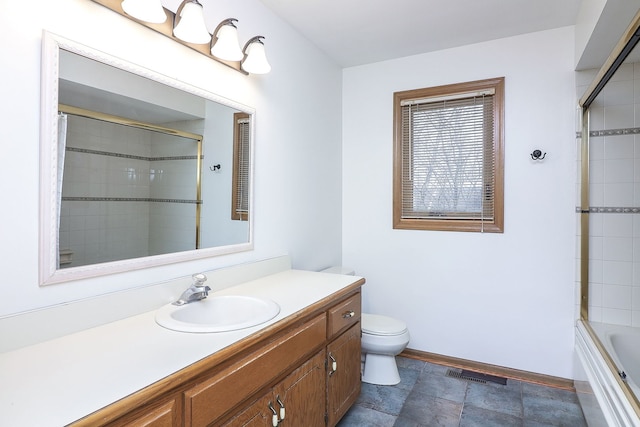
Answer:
[39,31,255,286]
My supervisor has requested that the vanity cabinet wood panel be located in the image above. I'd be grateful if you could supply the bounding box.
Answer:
[327,293,361,338]
[70,285,363,427]
[221,350,326,427]
[105,397,180,427]
[184,314,326,427]
[326,323,361,427]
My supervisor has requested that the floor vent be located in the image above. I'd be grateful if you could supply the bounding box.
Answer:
[446,369,507,385]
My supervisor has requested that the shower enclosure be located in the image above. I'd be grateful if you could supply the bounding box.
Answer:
[575,9,640,426]
[58,104,203,268]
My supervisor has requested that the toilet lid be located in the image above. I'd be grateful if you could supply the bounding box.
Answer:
[361,313,408,336]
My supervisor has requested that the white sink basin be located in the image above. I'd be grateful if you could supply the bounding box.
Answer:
[155,295,280,333]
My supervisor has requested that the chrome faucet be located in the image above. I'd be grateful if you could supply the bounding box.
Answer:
[173,273,211,306]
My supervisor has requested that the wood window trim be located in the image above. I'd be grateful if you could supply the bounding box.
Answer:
[231,112,250,221]
[393,77,505,233]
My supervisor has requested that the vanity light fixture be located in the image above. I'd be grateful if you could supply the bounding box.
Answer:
[241,36,271,74]
[210,18,243,61]
[97,0,271,75]
[173,0,211,45]
[121,0,166,24]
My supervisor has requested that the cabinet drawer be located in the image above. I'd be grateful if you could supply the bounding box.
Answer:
[327,293,361,339]
[184,313,327,427]
[105,397,179,427]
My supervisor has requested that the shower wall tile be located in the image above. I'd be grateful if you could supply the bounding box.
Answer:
[634,108,640,127]
[60,115,200,268]
[605,105,635,129]
[601,308,632,325]
[589,236,603,261]
[605,135,634,159]
[589,258,603,284]
[588,306,603,322]
[602,237,632,261]
[603,213,632,236]
[604,159,635,183]
[603,182,634,206]
[603,80,634,106]
[589,282,603,306]
[602,284,632,309]
[602,260,632,285]
[589,214,603,236]
[589,159,604,183]
[589,106,605,129]
[589,183,605,205]
[587,63,640,323]
[633,263,640,285]
[590,138,605,160]
[633,216,640,237]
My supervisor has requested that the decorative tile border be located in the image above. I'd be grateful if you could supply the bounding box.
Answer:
[575,206,640,213]
[66,146,200,161]
[575,126,640,138]
[62,197,201,204]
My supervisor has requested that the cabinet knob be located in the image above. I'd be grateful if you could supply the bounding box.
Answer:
[342,310,355,318]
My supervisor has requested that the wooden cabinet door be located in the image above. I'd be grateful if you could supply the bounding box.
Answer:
[273,350,326,427]
[222,350,327,427]
[326,323,361,427]
[220,394,274,427]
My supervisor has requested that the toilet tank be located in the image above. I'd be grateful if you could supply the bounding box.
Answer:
[321,266,355,275]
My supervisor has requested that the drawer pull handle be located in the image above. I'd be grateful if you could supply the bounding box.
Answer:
[329,353,337,376]
[342,310,355,318]
[276,395,286,420]
[268,402,278,426]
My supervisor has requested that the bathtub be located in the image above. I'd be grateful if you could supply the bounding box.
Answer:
[600,325,640,398]
[575,321,640,426]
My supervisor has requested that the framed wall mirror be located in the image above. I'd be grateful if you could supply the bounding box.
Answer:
[40,31,254,286]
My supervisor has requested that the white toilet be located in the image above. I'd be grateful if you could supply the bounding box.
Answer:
[321,267,410,386]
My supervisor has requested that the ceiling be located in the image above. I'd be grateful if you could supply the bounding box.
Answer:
[258,0,582,67]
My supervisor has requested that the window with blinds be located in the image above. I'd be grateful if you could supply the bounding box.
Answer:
[393,77,504,233]
[232,112,250,221]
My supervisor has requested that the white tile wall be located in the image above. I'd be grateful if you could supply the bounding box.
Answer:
[59,116,200,268]
[579,62,640,326]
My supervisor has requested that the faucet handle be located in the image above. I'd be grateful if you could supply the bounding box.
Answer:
[192,273,208,287]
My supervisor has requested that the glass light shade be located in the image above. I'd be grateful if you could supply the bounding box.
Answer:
[211,23,243,61]
[173,1,211,45]
[121,0,166,24]
[241,40,271,74]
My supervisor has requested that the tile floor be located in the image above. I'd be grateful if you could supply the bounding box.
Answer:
[337,356,587,427]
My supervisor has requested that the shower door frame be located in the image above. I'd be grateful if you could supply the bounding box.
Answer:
[578,8,640,416]
[58,103,204,255]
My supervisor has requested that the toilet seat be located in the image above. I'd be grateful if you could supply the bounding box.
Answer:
[362,313,408,336]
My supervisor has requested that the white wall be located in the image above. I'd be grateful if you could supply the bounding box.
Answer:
[342,27,578,378]
[0,0,342,317]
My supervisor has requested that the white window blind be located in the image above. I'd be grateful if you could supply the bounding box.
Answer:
[400,93,495,224]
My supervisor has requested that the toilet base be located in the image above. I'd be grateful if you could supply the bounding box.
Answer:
[362,353,400,385]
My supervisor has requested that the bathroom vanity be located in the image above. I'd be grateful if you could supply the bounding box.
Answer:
[0,268,363,426]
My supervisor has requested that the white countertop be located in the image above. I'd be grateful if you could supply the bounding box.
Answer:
[0,270,361,426]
